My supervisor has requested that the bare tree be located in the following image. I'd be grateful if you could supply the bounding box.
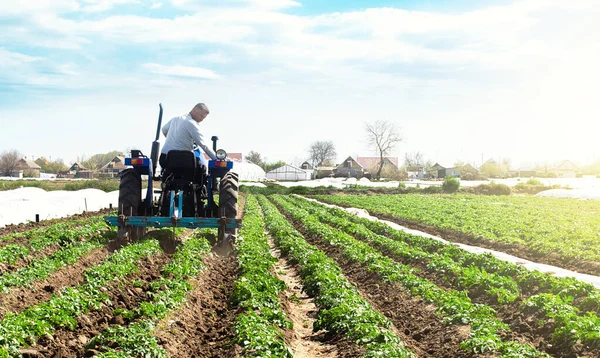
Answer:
[404,151,425,169]
[245,150,265,168]
[0,150,22,176]
[308,140,336,167]
[365,120,402,180]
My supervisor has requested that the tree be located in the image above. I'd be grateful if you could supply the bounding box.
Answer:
[0,150,22,176]
[308,141,336,167]
[264,160,286,172]
[79,150,124,171]
[404,151,425,169]
[365,120,402,180]
[245,150,265,168]
[35,157,68,174]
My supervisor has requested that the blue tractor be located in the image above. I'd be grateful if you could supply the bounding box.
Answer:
[105,104,240,254]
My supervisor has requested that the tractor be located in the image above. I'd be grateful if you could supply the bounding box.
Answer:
[104,104,240,255]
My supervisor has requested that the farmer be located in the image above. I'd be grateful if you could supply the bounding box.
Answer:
[159,103,217,171]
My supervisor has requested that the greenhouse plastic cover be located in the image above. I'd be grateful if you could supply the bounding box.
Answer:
[303,196,600,288]
[0,187,118,228]
[231,162,266,182]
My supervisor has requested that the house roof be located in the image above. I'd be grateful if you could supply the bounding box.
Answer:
[551,160,578,171]
[336,156,363,169]
[266,164,307,174]
[202,152,243,162]
[70,162,88,170]
[430,163,445,170]
[355,156,399,169]
[17,158,41,169]
[100,156,125,170]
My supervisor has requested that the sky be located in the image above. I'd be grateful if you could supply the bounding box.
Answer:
[1,0,599,169]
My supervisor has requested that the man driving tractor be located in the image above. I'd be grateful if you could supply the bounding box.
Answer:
[159,103,217,172]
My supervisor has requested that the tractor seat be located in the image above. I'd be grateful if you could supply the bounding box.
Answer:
[164,150,197,183]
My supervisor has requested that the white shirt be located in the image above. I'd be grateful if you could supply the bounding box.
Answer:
[160,113,217,160]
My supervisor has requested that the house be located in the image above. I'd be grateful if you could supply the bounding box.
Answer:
[355,156,399,178]
[70,162,93,179]
[429,163,446,178]
[266,164,312,181]
[15,158,41,178]
[99,156,126,178]
[335,156,365,178]
[315,166,335,179]
[406,165,425,179]
[300,161,313,170]
[517,166,537,178]
[549,160,578,178]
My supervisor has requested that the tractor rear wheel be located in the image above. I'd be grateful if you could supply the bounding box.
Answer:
[215,172,238,256]
[110,169,146,251]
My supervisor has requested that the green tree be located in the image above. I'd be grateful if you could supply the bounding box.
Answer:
[35,157,68,174]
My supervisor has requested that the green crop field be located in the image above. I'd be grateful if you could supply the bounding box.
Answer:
[0,194,598,357]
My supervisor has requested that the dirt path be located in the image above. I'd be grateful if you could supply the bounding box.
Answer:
[153,254,238,358]
[0,247,111,320]
[267,236,341,358]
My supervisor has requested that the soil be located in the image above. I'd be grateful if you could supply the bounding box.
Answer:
[0,248,111,320]
[27,252,172,357]
[152,254,239,358]
[274,200,482,358]
[365,238,600,357]
[268,235,353,358]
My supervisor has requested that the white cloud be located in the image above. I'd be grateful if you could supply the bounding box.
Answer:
[150,2,163,9]
[0,48,43,66]
[143,63,221,79]
[80,0,140,12]
[0,0,79,15]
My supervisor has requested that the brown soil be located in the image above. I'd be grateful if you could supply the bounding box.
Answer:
[364,238,600,357]
[304,236,480,358]
[0,248,111,320]
[0,209,110,239]
[152,254,239,358]
[273,200,482,358]
[0,244,59,275]
[26,252,171,357]
[268,236,348,358]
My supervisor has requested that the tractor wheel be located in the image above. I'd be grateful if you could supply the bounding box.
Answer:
[215,172,238,256]
[112,169,146,249]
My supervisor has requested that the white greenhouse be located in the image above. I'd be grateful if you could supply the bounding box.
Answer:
[266,164,313,181]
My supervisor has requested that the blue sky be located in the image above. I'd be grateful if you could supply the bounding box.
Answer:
[1,0,599,168]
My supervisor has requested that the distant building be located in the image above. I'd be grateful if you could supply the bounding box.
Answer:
[266,164,312,181]
[15,158,41,178]
[549,160,578,178]
[335,156,365,178]
[355,156,399,178]
[202,152,243,162]
[99,156,126,178]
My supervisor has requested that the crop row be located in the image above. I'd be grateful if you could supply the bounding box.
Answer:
[89,230,213,357]
[306,196,600,312]
[0,215,107,265]
[256,195,415,358]
[287,195,600,350]
[229,195,292,357]
[0,239,162,357]
[315,194,600,263]
[271,194,546,357]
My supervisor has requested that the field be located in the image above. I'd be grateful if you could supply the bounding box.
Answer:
[315,194,600,274]
[0,193,599,357]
